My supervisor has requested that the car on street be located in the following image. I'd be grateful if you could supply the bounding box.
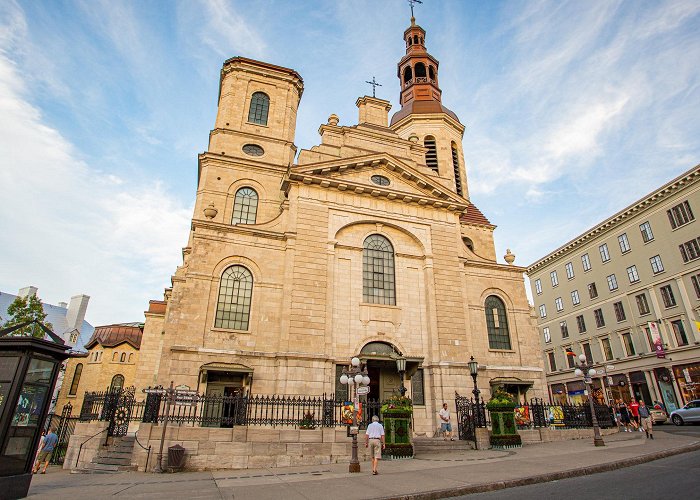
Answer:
[670,400,700,425]
[650,407,667,424]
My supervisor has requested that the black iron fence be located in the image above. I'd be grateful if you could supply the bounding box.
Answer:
[43,403,78,465]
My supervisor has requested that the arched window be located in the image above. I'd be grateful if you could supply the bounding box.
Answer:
[128,353,133,363]
[415,63,426,78]
[485,296,511,350]
[247,92,270,126]
[110,374,124,392]
[215,265,254,330]
[112,352,118,361]
[413,35,418,44]
[232,187,258,224]
[120,353,126,362]
[362,235,396,305]
[424,136,438,171]
[451,142,463,196]
[403,66,413,84]
[68,363,83,396]
[428,65,435,80]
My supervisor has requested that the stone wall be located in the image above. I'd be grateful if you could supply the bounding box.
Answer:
[63,421,109,470]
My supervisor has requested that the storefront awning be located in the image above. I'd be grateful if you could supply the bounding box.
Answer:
[200,362,253,374]
[489,377,534,387]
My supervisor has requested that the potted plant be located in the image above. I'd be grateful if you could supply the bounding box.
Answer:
[486,388,522,448]
[299,411,315,429]
[380,394,413,458]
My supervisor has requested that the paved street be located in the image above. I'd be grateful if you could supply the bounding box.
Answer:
[654,422,700,439]
[459,449,700,499]
[25,430,700,500]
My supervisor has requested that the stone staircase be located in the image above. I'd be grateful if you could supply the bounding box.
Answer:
[412,436,475,456]
[75,436,137,474]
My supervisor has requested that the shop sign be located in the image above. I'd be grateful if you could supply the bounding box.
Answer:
[648,322,665,358]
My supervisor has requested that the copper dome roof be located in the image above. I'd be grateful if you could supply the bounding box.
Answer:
[84,322,144,350]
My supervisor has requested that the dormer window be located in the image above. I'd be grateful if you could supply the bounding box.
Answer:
[247,92,270,126]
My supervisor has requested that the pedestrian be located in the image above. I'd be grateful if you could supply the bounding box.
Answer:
[618,400,631,432]
[638,400,654,439]
[439,402,455,441]
[629,399,641,431]
[365,415,385,475]
[33,427,58,474]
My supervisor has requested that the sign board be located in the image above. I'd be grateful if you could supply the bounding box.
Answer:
[175,389,198,404]
[143,388,167,395]
[356,386,369,395]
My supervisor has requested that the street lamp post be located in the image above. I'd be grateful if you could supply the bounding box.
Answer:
[395,356,407,397]
[574,353,605,447]
[339,357,370,473]
[468,356,480,401]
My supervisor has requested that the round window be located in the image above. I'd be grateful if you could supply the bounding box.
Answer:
[371,175,390,186]
[242,144,264,156]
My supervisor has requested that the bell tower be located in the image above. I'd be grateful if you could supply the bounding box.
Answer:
[391,16,469,199]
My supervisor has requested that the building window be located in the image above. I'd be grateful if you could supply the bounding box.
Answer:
[485,295,511,350]
[334,365,349,402]
[571,290,580,305]
[555,297,564,312]
[539,304,547,318]
[231,187,259,225]
[560,320,569,339]
[671,320,689,346]
[599,243,610,262]
[583,343,594,364]
[411,369,425,405]
[548,352,557,372]
[618,233,631,253]
[70,331,79,344]
[691,274,700,299]
[650,255,664,274]
[607,274,618,291]
[679,237,700,263]
[215,265,254,330]
[371,175,390,186]
[660,284,676,308]
[640,221,654,242]
[451,143,463,196]
[594,308,605,328]
[588,282,598,299]
[110,374,124,392]
[247,92,270,125]
[576,315,586,333]
[68,363,83,396]
[424,136,438,171]
[581,253,592,271]
[550,271,559,287]
[363,235,396,305]
[644,327,655,352]
[602,338,614,361]
[622,332,636,356]
[613,301,626,322]
[635,293,650,315]
[120,353,126,362]
[543,327,551,343]
[566,349,575,368]
[565,262,574,279]
[627,265,640,283]
[667,200,694,229]
[535,279,542,295]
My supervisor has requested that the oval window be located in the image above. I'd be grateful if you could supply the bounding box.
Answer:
[371,175,390,186]
[242,144,264,156]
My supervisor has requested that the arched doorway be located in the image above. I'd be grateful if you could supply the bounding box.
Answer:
[359,342,422,401]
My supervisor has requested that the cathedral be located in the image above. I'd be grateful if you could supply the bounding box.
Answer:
[135,16,545,435]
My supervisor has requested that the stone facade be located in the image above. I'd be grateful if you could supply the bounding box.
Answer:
[135,18,545,437]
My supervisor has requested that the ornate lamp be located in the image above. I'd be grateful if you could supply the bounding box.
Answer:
[395,356,407,397]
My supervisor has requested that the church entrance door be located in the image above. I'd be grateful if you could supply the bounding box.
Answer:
[366,360,401,401]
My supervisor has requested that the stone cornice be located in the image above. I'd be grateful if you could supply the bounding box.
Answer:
[389,111,465,136]
[192,219,287,241]
[527,164,700,275]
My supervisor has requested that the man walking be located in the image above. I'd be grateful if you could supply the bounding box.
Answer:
[629,399,641,431]
[33,427,58,474]
[439,403,454,441]
[638,400,654,439]
[365,415,385,475]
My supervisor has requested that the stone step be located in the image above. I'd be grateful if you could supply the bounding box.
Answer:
[94,456,133,466]
[412,438,475,453]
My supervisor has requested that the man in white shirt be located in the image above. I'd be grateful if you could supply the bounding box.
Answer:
[364,415,385,475]
[439,403,454,441]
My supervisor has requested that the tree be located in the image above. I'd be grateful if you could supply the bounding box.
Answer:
[2,294,53,338]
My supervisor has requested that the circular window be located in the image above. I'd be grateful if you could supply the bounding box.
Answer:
[242,144,264,156]
[371,175,390,186]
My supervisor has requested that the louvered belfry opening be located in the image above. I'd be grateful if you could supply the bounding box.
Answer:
[424,136,438,171]
[451,143,463,196]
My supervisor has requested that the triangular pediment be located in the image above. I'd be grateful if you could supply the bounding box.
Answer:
[287,153,469,212]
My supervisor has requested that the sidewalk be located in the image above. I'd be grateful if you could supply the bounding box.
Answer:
[27,430,700,500]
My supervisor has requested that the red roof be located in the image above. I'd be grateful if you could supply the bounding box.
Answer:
[460,203,493,227]
[147,300,166,315]
[84,323,143,350]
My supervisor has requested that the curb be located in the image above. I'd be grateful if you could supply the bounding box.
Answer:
[378,440,700,500]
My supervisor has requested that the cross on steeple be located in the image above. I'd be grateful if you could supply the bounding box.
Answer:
[365,76,382,98]
[408,0,422,19]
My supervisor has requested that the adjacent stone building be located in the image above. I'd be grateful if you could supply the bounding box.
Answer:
[527,165,700,411]
[135,16,545,435]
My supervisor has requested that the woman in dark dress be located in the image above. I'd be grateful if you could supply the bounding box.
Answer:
[618,399,631,432]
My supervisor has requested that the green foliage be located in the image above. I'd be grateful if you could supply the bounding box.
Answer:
[299,411,315,429]
[486,387,516,410]
[2,295,52,338]
[380,394,413,414]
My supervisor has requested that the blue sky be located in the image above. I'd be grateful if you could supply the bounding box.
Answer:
[1,0,698,326]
